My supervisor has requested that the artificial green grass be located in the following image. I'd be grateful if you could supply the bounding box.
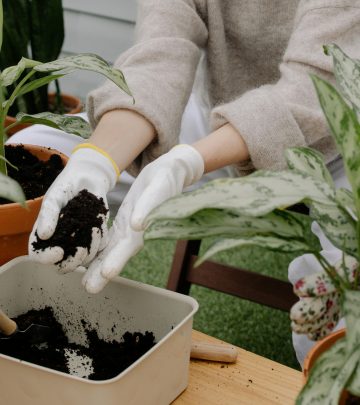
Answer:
[121,238,301,370]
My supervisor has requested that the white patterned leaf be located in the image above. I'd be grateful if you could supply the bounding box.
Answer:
[343,291,360,353]
[296,337,356,405]
[196,236,311,266]
[335,188,356,218]
[285,147,334,187]
[311,75,360,210]
[324,44,360,114]
[146,171,334,225]
[310,201,357,257]
[0,172,25,204]
[34,53,132,97]
[347,362,360,396]
[145,209,309,241]
[16,112,91,138]
[0,57,42,86]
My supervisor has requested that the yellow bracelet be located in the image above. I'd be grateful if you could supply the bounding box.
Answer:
[72,143,121,178]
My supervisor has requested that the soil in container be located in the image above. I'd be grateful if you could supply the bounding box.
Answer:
[31,189,108,264]
[0,144,64,204]
[0,307,156,380]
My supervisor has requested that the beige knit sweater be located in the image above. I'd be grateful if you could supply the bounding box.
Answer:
[87,0,360,177]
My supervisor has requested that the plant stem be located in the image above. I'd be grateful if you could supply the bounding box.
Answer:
[314,252,348,291]
[54,79,64,114]
[3,70,36,119]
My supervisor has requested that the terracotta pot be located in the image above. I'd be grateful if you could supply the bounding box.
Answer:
[303,328,353,404]
[0,144,68,265]
[5,93,83,136]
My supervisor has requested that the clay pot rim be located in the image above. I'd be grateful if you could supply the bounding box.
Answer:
[303,328,346,379]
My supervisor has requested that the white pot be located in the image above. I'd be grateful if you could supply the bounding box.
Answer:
[0,256,198,405]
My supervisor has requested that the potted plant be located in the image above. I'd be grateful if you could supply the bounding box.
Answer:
[144,44,360,404]
[1,0,82,135]
[0,0,132,264]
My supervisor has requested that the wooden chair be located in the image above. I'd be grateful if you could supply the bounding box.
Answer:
[167,239,298,312]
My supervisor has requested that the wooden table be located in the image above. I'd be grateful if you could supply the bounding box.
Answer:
[173,331,303,405]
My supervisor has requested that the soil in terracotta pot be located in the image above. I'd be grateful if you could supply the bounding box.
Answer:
[0,144,64,204]
[0,307,156,380]
[31,189,108,264]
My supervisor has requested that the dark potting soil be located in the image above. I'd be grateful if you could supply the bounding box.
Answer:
[32,189,108,263]
[0,144,64,204]
[0,307,156,380]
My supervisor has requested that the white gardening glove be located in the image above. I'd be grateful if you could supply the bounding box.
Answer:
[290,255,357,340]
[29,144,119,272]
[81,144,204,293]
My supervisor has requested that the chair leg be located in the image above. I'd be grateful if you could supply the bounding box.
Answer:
[167,240,201,295]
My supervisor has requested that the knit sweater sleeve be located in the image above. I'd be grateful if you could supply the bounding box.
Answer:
[211,0,360,176]
[87,0,208,176]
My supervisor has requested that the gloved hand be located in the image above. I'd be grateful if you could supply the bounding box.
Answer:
[290,255,357,340]
[81,144,204,293]
[29,143,119,271]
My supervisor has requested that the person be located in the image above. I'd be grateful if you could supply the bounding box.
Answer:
[16,3,359,299]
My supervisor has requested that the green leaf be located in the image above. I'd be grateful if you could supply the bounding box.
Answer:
[310,201,357,257]
[0,172,25,204]
[196,235,311,266]
[324,44,360,114]
[0,57,41,86]
[147,171,334,224]
[335,188,356,217]
[347,363,360,397]
[296,337,353,405]
[311,75,360,210]
[285,147,334,187]
[16,74,64,98]
[343,291,360,353]
[30,0,64,63]
[34,53,133,98]
[145,208,308,240]
[15,112,91,139]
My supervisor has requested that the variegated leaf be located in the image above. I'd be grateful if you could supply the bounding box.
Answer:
[324,44,360,114]
[146,171,334,225]
[0,172,25,204]
[310,201,357,257]
[343,291,360,353]
[0,57,41,87]
[34,53,132,98]
[17,74,64,98]
[15,112,91,139]
[347,363,360,396]
[296,337,349,405]
[145,209,308,241]
[311,75,360,210]
[335,188,356,219]
[285,147,334,187]
[195,236,311,266]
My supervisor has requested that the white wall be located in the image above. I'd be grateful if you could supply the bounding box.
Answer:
[57,0,137,101]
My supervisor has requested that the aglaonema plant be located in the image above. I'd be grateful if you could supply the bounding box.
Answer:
[0,0,132,206]
[144,44,360,404]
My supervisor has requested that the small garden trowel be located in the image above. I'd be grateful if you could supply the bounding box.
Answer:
[0,308,54,345]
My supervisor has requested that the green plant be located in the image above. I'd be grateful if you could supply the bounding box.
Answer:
[0,0,132,205]
[144,44,360,404]
[0,0,65,115]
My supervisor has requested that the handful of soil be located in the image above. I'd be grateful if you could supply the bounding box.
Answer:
[32,189,108,264]
[0,144,64,204]
[0,307,156,380]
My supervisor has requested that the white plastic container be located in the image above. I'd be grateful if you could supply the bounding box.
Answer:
[0,256,198,405]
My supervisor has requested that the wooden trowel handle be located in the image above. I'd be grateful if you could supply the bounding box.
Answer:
[190,341,238,363]
[0,308,17,336]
